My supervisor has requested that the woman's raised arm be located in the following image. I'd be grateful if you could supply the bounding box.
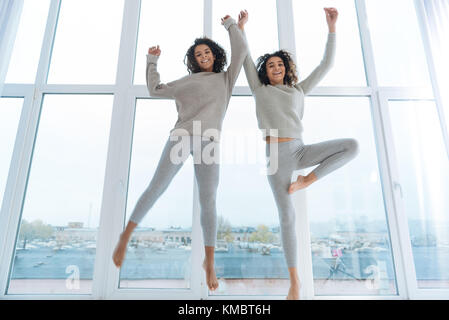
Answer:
[295,8,338,95]
[146,45,177,99]
[222,13,248,88]
[238,10,262,92]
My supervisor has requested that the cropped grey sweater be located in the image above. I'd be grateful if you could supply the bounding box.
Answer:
[145,18,248,142]
[243,32,336,140]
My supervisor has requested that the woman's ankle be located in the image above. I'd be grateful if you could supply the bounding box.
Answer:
[291,277,300,286]
[119,232,131,242]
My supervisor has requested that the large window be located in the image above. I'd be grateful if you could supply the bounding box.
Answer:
[1,0,448,299]
[47,0,125,84]
[293,0,367,87]
[303,97,397,295]
[119,99,194,289]
[388,100,449,289]
[5,0,51,83]
[0,98,23,207]
[7,95,113,294]
[212,97,288,296]
[365,0,432,87]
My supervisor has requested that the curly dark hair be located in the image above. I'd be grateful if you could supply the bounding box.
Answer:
[256,50,298,86]
[184,37,227,74]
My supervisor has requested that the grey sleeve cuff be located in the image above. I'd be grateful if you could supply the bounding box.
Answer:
[223,17,237,30]
[147,54,159,64]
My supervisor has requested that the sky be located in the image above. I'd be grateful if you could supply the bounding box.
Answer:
[1,0,448,234]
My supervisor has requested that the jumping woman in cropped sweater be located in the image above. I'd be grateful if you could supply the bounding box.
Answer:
[112,14,248,291]
[239,8,359,299]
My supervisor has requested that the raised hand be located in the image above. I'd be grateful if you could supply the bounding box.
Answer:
[324,7,338,32]
[238,10,248,31]
[148,45,161,56]
[221,14,231,25]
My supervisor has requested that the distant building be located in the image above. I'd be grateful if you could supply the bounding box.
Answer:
[132,227,192,245]
[50,224,283,247]
[54,226,96,242]
[67,222,84,228]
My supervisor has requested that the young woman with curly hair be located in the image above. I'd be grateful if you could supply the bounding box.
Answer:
[239,8,359,299]
[112,13,248,292]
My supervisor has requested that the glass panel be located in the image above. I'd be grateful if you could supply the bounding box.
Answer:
[210,96,288,296]
[388,100,449,289]
[293,0,367,87]
[0,98,23,206]
[7,95,113,295]
[303,97,398,296]
[134,0,203,85]
[430,28,449,136]
[366,0,432,87]
[119,99,194,289]
[47,0,124,84]
[212,0,279,87]
[5,0,51,83]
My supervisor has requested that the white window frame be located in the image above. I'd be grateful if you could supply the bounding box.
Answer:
[0,0,448,300]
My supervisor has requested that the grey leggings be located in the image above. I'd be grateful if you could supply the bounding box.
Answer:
[266,137,359,268]
[129,136,219,247]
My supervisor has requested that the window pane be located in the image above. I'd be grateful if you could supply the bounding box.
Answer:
[7,95,113,295]
[47,0,124,84]
[211,97,289,296]
[366,0,432,87]
[0,98,23,206]
[303,97,398,296]
[293,0,367,87]
[5,0,51,83]
[388,100,449,289]
[134,0,203,85]
[119,99,194,289]
[212,0,279,87]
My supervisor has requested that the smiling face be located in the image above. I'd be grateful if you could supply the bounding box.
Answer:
[194,44,216,72]
[266,56,286,85]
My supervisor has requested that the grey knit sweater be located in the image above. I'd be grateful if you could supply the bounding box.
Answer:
[243,32,336,139]
[145,18,248,142]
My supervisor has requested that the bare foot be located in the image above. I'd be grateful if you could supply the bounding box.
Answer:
[288,174,317,194]
[202,259,219,291]
[286,282,301,300]
[112,234,129,268]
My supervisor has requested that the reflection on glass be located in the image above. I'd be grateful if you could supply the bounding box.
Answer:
[47,0,124,84]
[293,0,367,87]
[212,97,289,296]
[119,99,193,289]
[212,0,278,87]
[0,98,23,206]
[5,0,51,84]
[303,97,398,295]
[389,100,449,289]
[366,0,431,87]
[134,0,203,85]
[7,94,113,294]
